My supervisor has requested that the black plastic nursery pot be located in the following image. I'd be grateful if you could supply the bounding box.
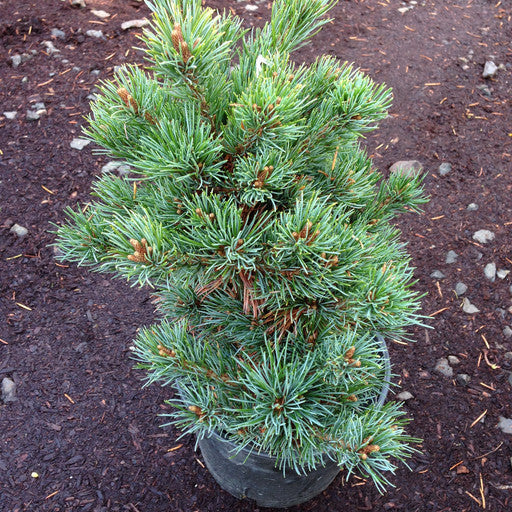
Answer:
[195,336,391,508]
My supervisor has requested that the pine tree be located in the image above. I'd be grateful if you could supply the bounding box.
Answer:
[56,0,427,491]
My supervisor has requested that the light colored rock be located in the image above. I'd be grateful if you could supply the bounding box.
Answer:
[10,224,28,237]
[497,269,510,279]
[10,54,22,68]
[121,19,149,30]
[467,203,478,211]
[448,355,461,365]
[430,270,445,279]
[51,28,65,39]
[462,298,479,314]
[498,416,512,434]
[389,160,423,178]
[71,0,86,7]
[438,163,452,176]
[484,262,496,282]
[456,374,471,386]
[91,9,110,19]
[473,229,495,244]
[70,138,91,150]
[434,358,453,378]
[3,111,17,120]
[455,282,467,296]
[396,391,414,401]
[483,60,498,78]
[503,326,512,339]
[86,30,104,39]
[1,378,17,402]
[445,250,458,264]
[42,40,60,54]
[245,4,258,11]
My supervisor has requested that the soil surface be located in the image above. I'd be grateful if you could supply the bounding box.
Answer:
[1,1,512,511]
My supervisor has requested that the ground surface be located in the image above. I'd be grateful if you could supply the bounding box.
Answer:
[1,0,512,511]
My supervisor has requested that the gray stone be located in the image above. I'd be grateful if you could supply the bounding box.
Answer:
[477,83,492,96]
[462,298,479,314]
[389,160,423,178]
[456,374,471,386]
[445,250,458,264]
[484,262,496,282]
[396,391,414,401]
[42,40,60,55]
[430,270,445,279]
[3,111,17,120]
[434,358,453,378]
[483,60,498,78]
[438,163,452,176]
[70,138,91,150]
[473,229,495,244]
[1,378,17,402]
[91,9,110,19]
[497,269,510,279]
[498,416,512,434]
[455,282,467,296]
[71,0,86,7]
[504,326,512,339]
[26,110,41,121]
[10,223,28,237]
[10,54,22,68]
[51,28,66,39]
[467,203,479,211]
[86,30,104,39]
[121,19,150,30]
[245,4,258,11]
[448,355,461,366]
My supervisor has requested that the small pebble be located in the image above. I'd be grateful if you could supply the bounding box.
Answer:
[70,138,91,150]
[121,19,150,30]
[10,54,22,68]
[389,160,423,178]
[462,298,479,314]
[10,223,28,237]
[438,163,452,176]
[430,270,445,279]
[456,374,471,386]
[1,378,17,402]
[483,60,498,78]
[497,269,510,279]
[472,229,495,244]
[51,28,66,39]
[455,282,467,295]
[3,111,17,120]
[466,203,478,211]
[448,355,460,365]
[445,250,458,264]
[498,416,512,435]
[434,358,453,378]
[396,391,414,401]
[71,0,86,7]
[504,326,512,339]
[484,262,496,282]
[91,9,110,19]
[245,4,259,11]
[42,40,60,55]
[86,30,104,39]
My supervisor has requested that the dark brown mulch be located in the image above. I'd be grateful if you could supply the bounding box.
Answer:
[1,1,512,511]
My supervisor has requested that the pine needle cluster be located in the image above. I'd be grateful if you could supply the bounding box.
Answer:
[56,0,427,492]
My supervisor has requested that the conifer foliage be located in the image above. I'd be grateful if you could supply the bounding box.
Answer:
[56,0,427,491]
